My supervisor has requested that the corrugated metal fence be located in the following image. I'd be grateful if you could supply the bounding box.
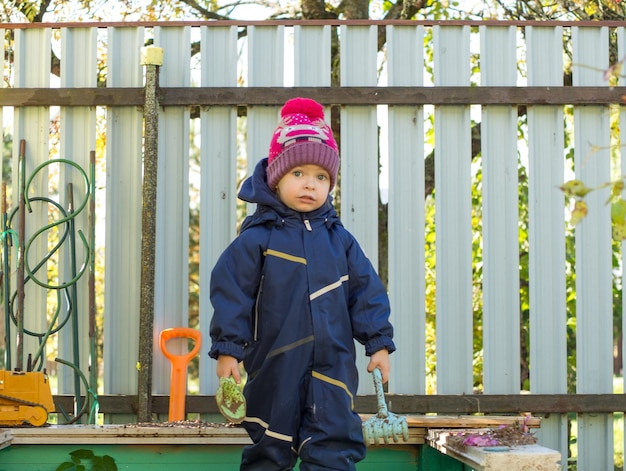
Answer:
[2,20,626,469]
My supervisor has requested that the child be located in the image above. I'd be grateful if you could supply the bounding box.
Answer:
[209,97,395,471]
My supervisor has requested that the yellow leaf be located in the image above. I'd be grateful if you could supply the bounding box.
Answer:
[613,223,626,241]
[584,3,599,16]
[560,179,593,198]
[612,180,625,198]
[571,200,588,226]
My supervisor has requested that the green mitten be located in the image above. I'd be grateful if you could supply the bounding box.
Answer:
[215,376,246,424]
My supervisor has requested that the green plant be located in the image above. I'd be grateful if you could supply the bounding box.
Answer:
[55,449,117,471]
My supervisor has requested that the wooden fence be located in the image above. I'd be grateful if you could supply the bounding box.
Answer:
[2,19,626,469]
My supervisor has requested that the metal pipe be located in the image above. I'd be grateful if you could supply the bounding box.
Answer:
[16,139,26,371]
[2,183,12,369]
[137,46,163,423]
[88,150,98,423]
[66,183,83,417]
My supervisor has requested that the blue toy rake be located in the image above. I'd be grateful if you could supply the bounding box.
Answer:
[362,368,409,445]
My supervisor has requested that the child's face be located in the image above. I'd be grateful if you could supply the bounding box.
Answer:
[275,164,331,212]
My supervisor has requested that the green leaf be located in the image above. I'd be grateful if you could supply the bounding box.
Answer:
[70,449,95,460]
[103,455,118,471]
[54,462,77,471]
[612,199,626,224]
[92,456,104,471]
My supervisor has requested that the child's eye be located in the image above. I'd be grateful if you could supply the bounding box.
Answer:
[293,170,303,177]
[317,174,328,181]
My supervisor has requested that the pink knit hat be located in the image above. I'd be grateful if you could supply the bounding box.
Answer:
[266,97,339,191]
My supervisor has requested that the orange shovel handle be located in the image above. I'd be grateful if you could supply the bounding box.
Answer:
[159,327,202,422]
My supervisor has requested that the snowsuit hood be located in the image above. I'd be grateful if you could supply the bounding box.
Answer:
[237,158,340,231]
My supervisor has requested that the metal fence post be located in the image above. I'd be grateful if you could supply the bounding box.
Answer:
[137,45,163,423]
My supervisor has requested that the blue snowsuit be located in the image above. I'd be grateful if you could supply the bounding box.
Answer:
[209,159,396,471]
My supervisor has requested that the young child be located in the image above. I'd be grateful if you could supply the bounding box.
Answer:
[209,97,395,471]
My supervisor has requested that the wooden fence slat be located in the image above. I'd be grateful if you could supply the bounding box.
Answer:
[2,85,626,107]
[480,25,520,394]
[433,25,473,395]
[386,25,426,394]
[572,25,614,470]
[51,392,626,415]
[526,25,569,460]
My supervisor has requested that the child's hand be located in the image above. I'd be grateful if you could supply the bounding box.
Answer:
[367,348,391,383]
[216,355,241,383]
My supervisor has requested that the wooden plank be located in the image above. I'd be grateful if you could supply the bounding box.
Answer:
[353,393,626,414]
[4,423,423,445]
[404,416,540,429]
[429,430,561,471]
[6,424,252,445]
[0,87,144,106]
[4,19,626,29]
[5,416,539,449]
[0,429,11,451]
[52,393,626,415]
[1,86,626,107]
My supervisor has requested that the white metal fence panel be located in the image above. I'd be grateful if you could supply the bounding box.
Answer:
[0,27,3,186]
[199,25,239,396]
[58,27,97,397]
[152,26,192,395]
[12,28,51,372]
[526,25,569,461]
[338,25,380,391]
[620,24,626,471]
[479,25,520,394]
[294,25,331,86]
[386,24,426,394]
[103,27,144,412]
[620,25,626,471]
[572,25,614,470]
[246,25,284,221]
[433,25,473,394]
